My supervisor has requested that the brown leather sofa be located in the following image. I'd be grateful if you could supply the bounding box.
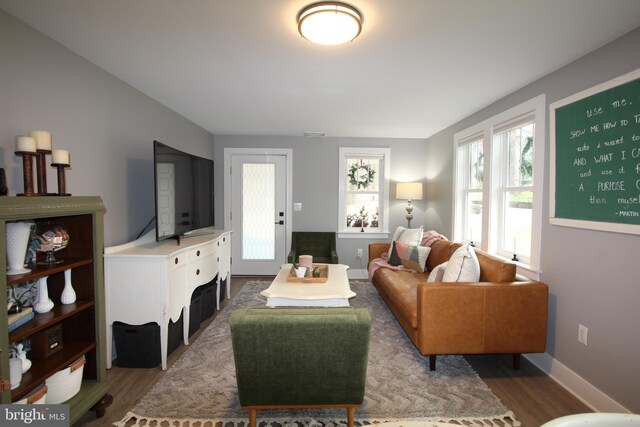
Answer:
[369,239,548,370]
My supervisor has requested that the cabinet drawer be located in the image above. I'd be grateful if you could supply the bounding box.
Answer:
[188,244,218,286]
[169,253,188,270]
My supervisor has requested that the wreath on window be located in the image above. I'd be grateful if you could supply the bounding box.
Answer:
[348,160,375,189]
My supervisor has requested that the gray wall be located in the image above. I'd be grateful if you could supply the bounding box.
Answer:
[214,135,428,273]
[426,27,640,412]
[0,10,214,246]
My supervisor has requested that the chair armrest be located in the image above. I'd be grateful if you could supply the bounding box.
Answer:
[331,249,339,264]
[287,249,297,263]
[368,243,390,263]
[416,281,548,354]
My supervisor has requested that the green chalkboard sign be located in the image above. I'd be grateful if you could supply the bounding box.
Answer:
[550,69,640,234]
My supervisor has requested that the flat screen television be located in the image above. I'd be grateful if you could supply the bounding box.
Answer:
[153,140,214,243]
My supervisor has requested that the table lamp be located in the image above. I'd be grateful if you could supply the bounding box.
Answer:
[396,182,423,228]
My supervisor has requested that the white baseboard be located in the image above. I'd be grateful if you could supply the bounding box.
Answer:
[347,269,368,280]
[525,352,631,413]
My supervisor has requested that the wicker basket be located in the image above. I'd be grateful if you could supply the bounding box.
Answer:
[45,355,85,404]
[15,383,47,404]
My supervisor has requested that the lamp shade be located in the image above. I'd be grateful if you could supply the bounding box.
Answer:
[297,2,363,46]
[396,182,423,200]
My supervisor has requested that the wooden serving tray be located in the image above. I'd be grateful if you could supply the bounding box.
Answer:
[287,264,329,283]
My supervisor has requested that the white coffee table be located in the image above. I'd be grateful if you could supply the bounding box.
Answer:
[260,264,356,307]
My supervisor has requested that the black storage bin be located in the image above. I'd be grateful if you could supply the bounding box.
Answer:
[113,321,161,368]
[168,313,183,355]
[188,290,203,337]
[200,280,217,320]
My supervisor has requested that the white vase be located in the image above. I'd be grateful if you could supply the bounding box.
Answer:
[16,344,31,373]
[9,358,22,390]
[61,268,76,304]
[34,276,54,314]
[6,221,32,275]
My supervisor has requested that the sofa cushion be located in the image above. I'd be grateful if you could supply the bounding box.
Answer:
[443,244,480,282]
[373,268,427,329]
[387,226,423,258]
[427,262,448,282]
[389,241,431,273]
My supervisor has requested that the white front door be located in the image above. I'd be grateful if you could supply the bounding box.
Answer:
[228,152,289,275]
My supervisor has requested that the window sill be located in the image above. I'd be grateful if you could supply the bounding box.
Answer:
[338,231,389,239]
[492,253,542,281]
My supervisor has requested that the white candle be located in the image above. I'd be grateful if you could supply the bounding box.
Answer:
[28,130,52,150]
[16,136,37,153]
[52,149,70,165]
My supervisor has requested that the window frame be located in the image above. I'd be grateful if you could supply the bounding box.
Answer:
[453,95,545,278]
[493,120,535,263]
[455,133,485,247]
[338,147,391,239]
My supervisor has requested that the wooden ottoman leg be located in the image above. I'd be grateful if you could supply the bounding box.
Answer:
[249,408,257,427]
[347,406,355,427]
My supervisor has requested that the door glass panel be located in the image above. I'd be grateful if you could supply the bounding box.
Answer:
[242,163,275,260]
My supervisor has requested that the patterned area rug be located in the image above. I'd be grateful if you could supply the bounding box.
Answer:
[115,281,520,427]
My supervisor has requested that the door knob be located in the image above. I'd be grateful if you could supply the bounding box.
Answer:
[275,220,284,225]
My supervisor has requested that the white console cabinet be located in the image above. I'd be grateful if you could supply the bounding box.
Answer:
[104,229,231,370]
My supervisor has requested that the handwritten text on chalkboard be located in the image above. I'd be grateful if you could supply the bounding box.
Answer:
[554,77,640,224]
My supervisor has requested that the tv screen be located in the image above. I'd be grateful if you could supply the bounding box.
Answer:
[153,140,214,242]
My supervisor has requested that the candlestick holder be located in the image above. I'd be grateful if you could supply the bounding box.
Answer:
[51,162,71,196]
[512,253,519,262]
[36,149,52,195]
[15,151,39,196]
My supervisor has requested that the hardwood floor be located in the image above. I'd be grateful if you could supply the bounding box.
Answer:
[76,276,591,427]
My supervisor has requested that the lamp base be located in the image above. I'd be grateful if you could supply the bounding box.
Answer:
[405,200,414,228]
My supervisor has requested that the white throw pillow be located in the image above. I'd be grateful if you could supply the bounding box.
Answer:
[442,244,480,282]
[427,262,448,282]
[387,226,423,258]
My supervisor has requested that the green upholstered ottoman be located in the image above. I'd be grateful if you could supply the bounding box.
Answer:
[230,307,371,427]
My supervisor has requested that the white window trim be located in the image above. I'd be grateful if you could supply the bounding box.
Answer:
[338,147,391,239]
[453,94,545,279]
[456,134,485,247]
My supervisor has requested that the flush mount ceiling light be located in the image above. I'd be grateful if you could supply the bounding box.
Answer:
[297,2,363,46]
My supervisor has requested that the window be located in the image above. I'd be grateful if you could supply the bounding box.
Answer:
[455,134,485,246]
[454,95,545,277]
[338,147,390,238]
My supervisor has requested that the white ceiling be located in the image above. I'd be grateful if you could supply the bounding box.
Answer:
[2,0,640,139]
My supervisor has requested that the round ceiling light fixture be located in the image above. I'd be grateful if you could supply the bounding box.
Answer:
[297,2,363,46]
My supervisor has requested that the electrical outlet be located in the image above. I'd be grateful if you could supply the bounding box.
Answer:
[357,248,363,258]
[578,324,588,346]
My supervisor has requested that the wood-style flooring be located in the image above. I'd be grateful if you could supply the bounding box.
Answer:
[75,276,591,427]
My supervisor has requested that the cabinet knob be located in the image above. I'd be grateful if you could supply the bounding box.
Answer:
[217,257,219,262]
[217,242,220,246]
[196,269,200,275]
[197,250,201,256]
[174,257,179,264]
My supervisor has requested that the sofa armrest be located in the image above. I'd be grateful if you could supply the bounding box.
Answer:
[287,249,297,263]
[416,281,548,355]
[368,242,390,264]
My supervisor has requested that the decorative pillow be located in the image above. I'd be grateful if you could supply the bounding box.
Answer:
[427,262,448,282]
[392,240,431,273]
[388,226,423,258]
[442,244,480,282]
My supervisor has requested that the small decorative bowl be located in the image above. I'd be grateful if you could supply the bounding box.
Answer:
[30,226,69,265]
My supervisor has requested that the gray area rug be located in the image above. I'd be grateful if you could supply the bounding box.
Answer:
[115,281,520,427]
